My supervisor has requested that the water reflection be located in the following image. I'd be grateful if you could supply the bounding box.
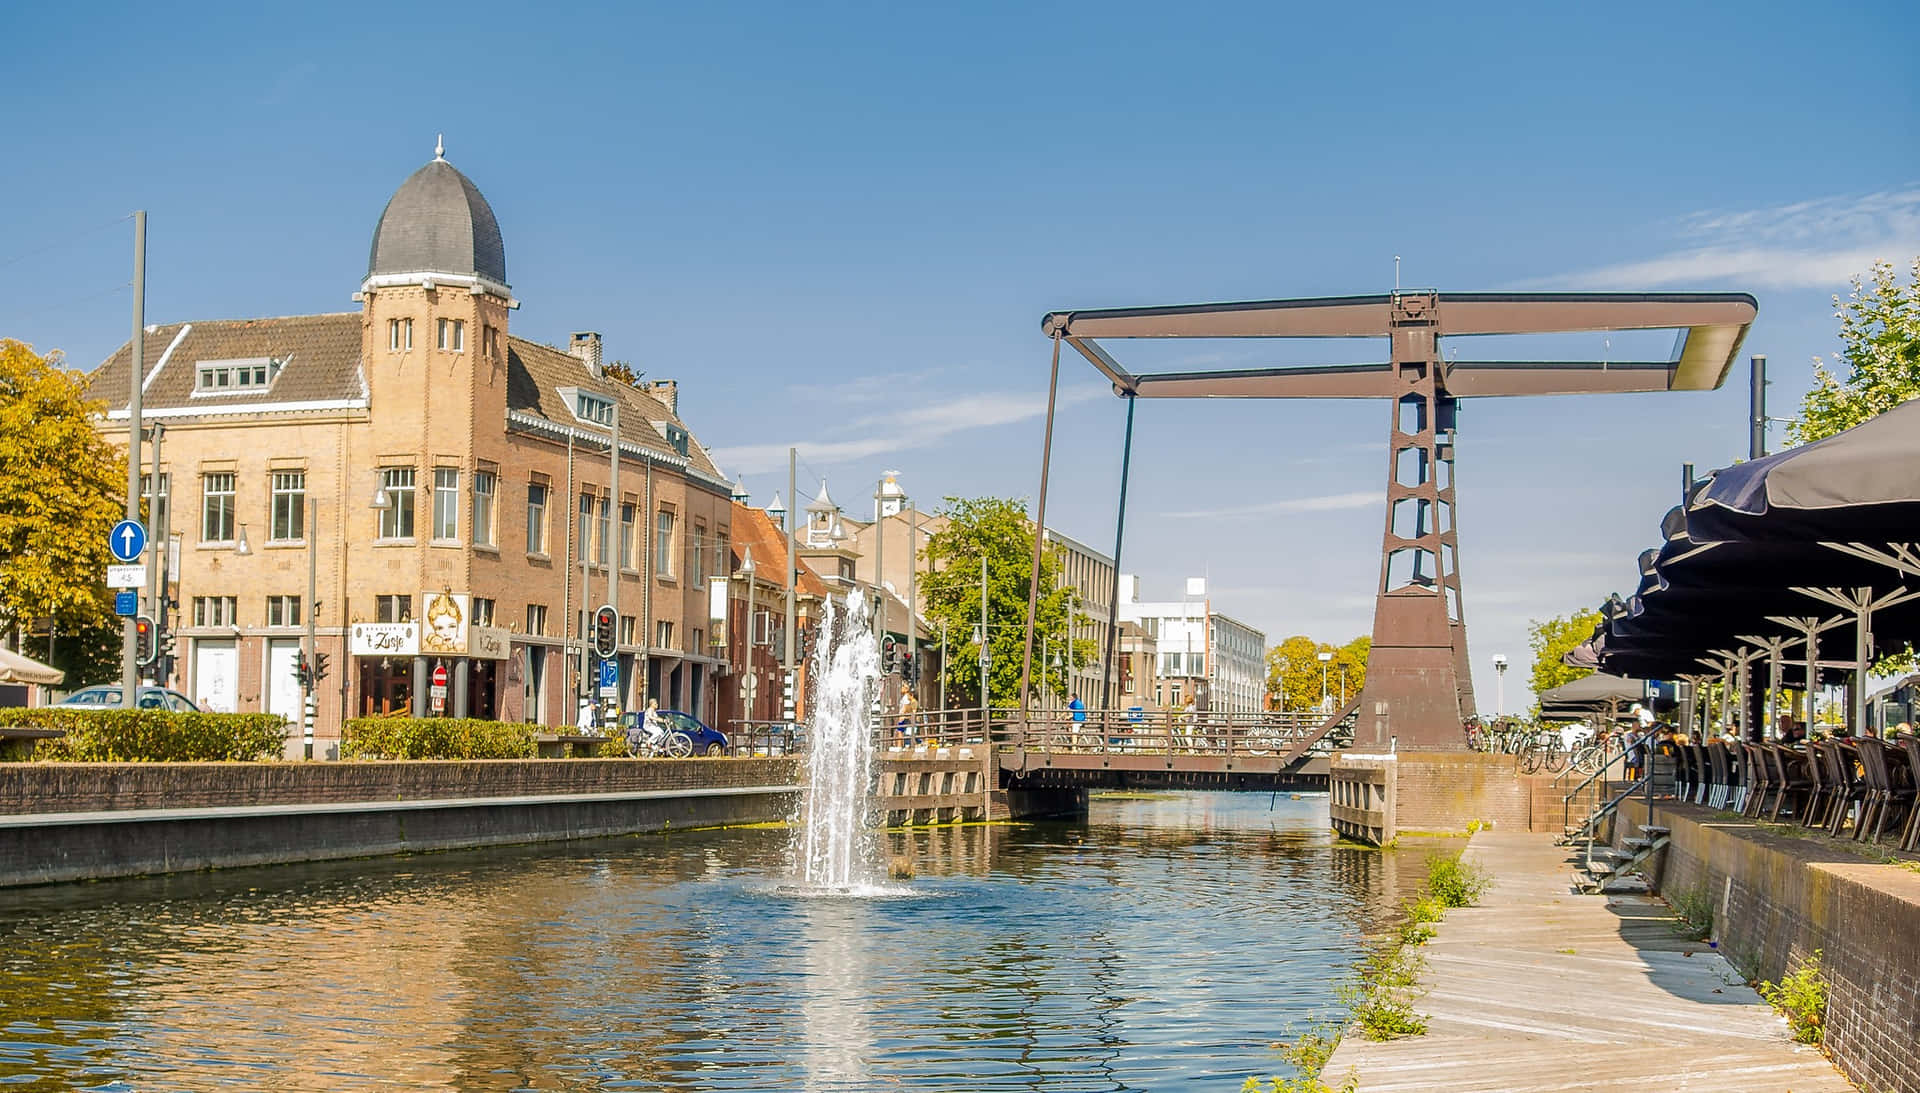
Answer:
[0,792,1434,1091]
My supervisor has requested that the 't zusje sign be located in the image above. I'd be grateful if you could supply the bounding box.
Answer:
[350,622,419,656]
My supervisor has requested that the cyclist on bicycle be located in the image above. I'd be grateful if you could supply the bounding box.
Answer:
[628,698,667,754]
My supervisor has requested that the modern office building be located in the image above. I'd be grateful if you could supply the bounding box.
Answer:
[1116,575,1268,713]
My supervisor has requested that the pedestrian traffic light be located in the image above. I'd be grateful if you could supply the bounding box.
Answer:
[593,605,618,659]
[134,615,157,666]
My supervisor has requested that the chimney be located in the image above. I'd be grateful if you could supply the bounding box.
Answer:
[643,378,678,415]
[569,332,603,378]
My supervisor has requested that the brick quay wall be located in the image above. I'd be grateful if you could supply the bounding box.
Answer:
[1615,799,1920,1093]
[0,758,801,888]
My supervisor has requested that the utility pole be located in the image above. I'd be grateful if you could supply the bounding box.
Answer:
[121,210,146,709]
[609,404,621,720]
[305,497,317,758]
[1749,354,1768,460]
[979,552,989,728]
[907,501,918,702]
[873,476,886,644]
[784,447,797,722]
[145,422,164,682]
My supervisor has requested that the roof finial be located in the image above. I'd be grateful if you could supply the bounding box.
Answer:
[434,133,446,161]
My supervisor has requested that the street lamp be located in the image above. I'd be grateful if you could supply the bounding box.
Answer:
[1491,654,1508,717]
[1317,650,1333,711]
[739,545,756,726]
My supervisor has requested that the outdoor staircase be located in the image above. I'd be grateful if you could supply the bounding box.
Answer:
[1575,824,1669,894]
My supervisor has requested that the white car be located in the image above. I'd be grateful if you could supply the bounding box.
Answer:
[57,685,199,712]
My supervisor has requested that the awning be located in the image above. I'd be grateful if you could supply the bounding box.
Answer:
[0,646,65,686]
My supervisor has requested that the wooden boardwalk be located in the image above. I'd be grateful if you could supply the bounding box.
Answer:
[1324,830,1854,1093]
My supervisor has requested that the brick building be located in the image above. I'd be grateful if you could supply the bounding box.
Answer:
[86,143,735,752]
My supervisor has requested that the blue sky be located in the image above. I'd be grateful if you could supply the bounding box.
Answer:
[4,2,1916,707]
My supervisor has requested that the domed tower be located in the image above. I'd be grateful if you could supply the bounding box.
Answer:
[357,137,514,463]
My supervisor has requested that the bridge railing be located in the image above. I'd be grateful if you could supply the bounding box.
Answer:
[997,708,1339,759]
[748,705,1356,760]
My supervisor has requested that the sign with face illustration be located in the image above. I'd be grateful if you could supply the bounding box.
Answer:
[419,591,471,656]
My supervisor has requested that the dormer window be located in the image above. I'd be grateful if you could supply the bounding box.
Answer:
[663,424,690,457]
[193,356,283,395]
[575,391,614,426]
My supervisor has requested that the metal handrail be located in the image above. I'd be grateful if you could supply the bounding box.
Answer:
[1569,771,1651,846]
[1560,728,1657,834]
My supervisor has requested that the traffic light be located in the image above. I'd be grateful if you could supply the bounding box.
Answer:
[311,652,330,685]
[292,655,311,689]
[134,615,157,666]
[593,604,618,659]
[881,636,898,675]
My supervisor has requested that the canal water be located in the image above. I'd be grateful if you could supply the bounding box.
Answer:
[0,792,1434,1092]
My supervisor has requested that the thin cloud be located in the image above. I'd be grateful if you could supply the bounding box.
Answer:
[1163,490,1379,520]
[712,383,1108,475]
[1523,188,1920,290]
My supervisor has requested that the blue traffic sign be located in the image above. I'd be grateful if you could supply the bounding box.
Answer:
[109,520,148,562]
[114,589,138,616]
[598,660,618,689]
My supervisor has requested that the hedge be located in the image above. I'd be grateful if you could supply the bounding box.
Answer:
[0,707,288,762]
[342,716,537,760]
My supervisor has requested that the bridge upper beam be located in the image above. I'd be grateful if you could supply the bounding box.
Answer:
[1042,291,1757,398]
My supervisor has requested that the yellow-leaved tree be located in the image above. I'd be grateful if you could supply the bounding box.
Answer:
[0,339,125,684]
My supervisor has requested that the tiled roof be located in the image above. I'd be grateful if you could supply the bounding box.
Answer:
[82,315,726,487]
[504,336,725,480]
[731,503,829,598]
[85,314,365,412]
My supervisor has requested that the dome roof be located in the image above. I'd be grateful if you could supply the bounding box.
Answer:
[365,143,507,290]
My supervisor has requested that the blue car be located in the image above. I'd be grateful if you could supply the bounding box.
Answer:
[619,709,730,756]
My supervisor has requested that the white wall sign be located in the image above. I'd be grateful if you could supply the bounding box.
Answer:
[350,622,419,656]
[467,625,510,660]
[107,565,146,588]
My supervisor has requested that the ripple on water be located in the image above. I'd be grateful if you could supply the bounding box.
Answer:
[0,792,1417,1092]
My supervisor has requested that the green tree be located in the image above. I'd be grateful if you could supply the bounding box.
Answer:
[920,497,1082,708]
[1266,634,1368,711]
[1788,257,1920,445]
[1784,258,1920,673]
[0,339,125,684]
[1527,608,1602,702]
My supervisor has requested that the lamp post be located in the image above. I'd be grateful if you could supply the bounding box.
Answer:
[369,480,393,722]
[739,545,756,727]
[1492,654,1508,718]
[1317,649,1333,711]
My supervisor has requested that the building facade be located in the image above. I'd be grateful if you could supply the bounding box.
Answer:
[87,144,735,751]
[1116,576,1268,714]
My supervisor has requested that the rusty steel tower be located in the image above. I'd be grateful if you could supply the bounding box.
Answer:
[1036,291,1756,750]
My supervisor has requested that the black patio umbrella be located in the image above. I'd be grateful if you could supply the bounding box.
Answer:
[1686,398,1920,544]
[1538,672,1648,720]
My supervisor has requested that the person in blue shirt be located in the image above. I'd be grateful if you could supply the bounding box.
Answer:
[1068,695,1086,723]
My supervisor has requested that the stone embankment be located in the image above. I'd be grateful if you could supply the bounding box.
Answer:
[0,758,801,887]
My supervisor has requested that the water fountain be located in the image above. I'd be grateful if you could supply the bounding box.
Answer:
[797,591,882,890]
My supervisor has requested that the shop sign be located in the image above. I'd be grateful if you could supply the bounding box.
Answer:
[467,625,510,660]
[420,591,471,656]
[350,622,419,656]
